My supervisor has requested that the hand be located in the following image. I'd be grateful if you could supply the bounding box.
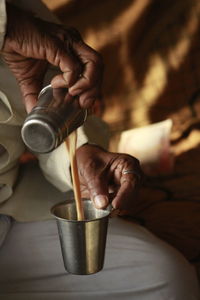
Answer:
[76,144,143,210]
[1,4,103,113]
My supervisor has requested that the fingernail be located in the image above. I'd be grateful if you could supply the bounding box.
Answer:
[94,195,108,209]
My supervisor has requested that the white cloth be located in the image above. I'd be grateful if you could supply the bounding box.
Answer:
[0,218,199,300]
[0,161,69,222]
[0,162,199,300]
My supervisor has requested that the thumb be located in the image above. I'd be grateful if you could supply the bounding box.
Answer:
[86,175,109,209]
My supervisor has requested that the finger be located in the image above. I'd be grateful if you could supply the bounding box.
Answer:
[68,42,103,96]
[82,175,109,209]
[78,86,100,109]
[21,36,82,88]
[112,175,138,210]
[69,61,102,96]
[52,76,101,109]
[25,44,81,110]
[51,87,73,109]
[10,34,82,89]
[51,27,84,87]
[111,160,143,209]
[51,74,68,88]
[52,47,82,87]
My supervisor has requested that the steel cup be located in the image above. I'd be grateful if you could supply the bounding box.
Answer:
[21,85,87,153]
[51,199,111,275]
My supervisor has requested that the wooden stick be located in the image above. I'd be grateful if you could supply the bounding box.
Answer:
[65,131,85,220]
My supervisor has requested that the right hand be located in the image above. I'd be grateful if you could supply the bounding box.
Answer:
[1,4,103,113]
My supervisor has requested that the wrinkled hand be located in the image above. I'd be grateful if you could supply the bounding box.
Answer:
[1,4,103,113]
[76,144,143,210]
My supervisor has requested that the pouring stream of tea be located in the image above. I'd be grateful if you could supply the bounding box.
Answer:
[65,131,85,220]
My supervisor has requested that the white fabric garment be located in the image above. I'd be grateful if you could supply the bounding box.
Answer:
[0,217,199,300]
[0,152,199,300]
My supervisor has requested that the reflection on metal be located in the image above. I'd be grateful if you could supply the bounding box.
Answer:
[51,199,111,275]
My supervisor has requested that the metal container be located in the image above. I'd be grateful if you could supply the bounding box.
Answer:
[21,85,87,153]
[51,199,111,275]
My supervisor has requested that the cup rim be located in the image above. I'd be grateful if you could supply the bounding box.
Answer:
[51,199,111,223]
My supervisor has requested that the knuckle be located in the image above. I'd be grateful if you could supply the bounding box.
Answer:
[118,153,136,164]
[64,62,81,76]
[126,154,140,166]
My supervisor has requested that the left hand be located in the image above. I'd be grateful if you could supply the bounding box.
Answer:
[76,144,143,210]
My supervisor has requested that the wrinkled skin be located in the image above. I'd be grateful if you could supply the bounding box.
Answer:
[76,144,143,210]
[1,4,103,112]
[1,4,142,211]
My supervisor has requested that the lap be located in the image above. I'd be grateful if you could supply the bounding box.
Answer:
[0,216,199,300]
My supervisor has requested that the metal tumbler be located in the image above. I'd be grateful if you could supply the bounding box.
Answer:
[21,85,87,153]
[51,200,111,275]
